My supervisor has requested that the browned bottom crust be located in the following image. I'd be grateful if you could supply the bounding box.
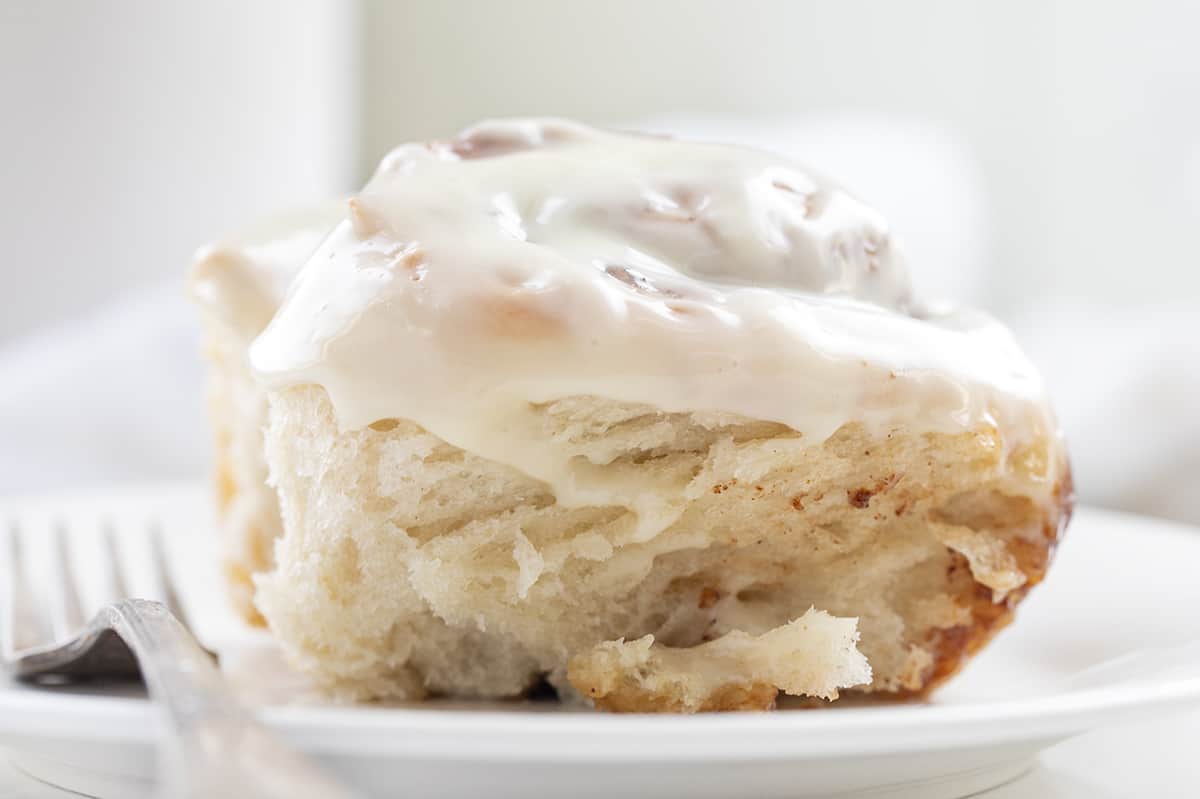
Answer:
[913,466,1073,697]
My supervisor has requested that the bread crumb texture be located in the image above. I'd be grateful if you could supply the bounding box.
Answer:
[254,386,1071,712]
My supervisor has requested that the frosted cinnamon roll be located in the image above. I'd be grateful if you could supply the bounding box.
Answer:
[212,119,1072,711]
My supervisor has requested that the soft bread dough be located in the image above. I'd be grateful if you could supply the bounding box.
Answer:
[253,387,1069,709]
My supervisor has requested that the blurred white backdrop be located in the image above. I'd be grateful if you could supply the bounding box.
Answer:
[1,0,1198,524]
[0,0,359,342]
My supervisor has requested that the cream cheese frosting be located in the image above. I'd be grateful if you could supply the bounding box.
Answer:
[249,119,1056,531]
[190,204,344,340]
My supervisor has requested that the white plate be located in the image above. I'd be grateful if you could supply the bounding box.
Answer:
[2,483,1200,799]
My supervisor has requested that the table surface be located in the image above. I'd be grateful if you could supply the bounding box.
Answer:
[3,708,1198,799]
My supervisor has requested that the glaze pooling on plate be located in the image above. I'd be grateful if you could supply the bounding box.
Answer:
[250,118,1056,519]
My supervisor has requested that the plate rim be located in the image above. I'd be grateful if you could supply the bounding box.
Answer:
[3,671,1200,762]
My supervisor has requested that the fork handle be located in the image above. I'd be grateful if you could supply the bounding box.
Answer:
[105,599,358,799]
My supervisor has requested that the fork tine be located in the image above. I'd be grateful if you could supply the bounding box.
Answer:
[1,522,15,656]
[47,521,86,641]
[148,521,192,630]
[101,520,131,601]
[3,521,51,652]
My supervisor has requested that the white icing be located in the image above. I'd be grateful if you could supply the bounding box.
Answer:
[190,205,343,339]
[248,119,1056,528]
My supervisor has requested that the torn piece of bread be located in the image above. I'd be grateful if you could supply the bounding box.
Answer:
[568,609,872,712]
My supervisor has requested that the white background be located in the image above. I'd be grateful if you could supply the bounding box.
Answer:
[0,0,359,341]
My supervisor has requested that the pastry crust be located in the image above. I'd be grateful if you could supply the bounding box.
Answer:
[189,212,337,624]
[202,322,279,625]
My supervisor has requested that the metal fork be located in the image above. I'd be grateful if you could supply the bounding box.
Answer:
[0,519,357,798]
